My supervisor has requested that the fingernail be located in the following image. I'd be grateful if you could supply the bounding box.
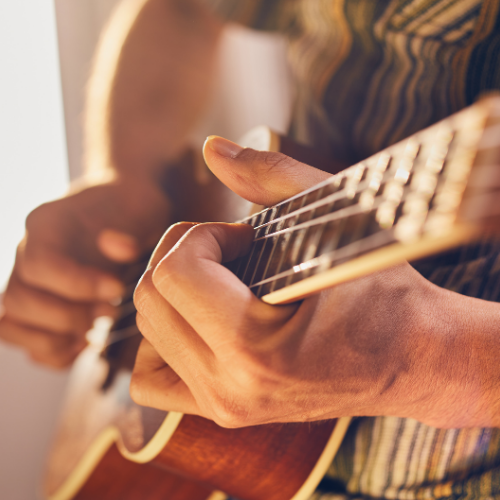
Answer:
[205,136,243,158]
[97,277,124,301]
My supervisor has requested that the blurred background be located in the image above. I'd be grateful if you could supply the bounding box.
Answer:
[0,1,292,498]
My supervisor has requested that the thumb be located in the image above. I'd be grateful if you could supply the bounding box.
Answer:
[97,229,140,263]
[203,135,331,206]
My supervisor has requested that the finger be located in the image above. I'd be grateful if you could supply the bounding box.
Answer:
[134,223,207,366]
[203,135,332,206]
[134,278,212,373]
[0,317,86,368]
[151,223,295,351]
[97,229,140,263]
[130,338,200,414]
[16,243,124,302]
[147,222,198,269]
[3,272,100,335]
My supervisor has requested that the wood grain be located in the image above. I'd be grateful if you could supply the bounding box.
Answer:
[152,415,337,500]
[74,445,213,500]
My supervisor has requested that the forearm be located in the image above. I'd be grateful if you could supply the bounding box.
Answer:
[406,282,500,428]
[84,0,223,180]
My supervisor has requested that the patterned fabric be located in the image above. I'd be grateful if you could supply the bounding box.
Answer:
[206,1,500,499]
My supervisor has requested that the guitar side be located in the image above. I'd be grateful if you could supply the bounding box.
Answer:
[44,340,350,500]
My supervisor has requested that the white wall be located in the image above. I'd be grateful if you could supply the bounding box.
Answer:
[54,0,121,179]
[0,2,69,499]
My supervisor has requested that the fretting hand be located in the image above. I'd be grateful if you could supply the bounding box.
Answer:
[0,175,170,368]
[131,137,500,429]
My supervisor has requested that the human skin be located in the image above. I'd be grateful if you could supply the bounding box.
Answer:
[130,136,500,429]
[0,0,223,367]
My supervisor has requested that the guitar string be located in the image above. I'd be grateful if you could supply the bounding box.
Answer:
[237,125,468,285]
[248,203,301,287]
[245,155,465,290]
[251,174,360,232]
[239,143,437,288]
[246,208,280,286]
[253,199,383,243]
[247,196,306,287]
[244,157,399,241]
[103,325,141,347]
[250,228,394,289]
[101,136,426,342]
[106,114,497,315]
[253,196,301,293]
[237,169,349,224]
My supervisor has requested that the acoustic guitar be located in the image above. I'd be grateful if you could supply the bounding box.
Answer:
[44,95,500,500]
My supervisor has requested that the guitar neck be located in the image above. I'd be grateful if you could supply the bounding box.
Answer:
[228,96,500,305]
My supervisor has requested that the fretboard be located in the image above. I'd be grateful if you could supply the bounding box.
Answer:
[228,96,500,305]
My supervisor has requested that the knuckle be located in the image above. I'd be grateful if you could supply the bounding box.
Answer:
[238,148,297,176]
[133,272,155,312]
[168,221,195,235]
[24,202,50,230]
[15,250,41,287]
[151,253,182,292]
[262,152,296,173]
[36,335,63,357]
[135,312,148,336]
[210,395,249,429]
[129,372,148,406]
[30,351,73,370]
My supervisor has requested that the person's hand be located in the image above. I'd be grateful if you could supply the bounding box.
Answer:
[131,137,498,429]
[0,174,170,368]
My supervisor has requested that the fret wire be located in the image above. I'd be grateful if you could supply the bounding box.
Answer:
[248,234,271,287]
[238,105,500,295]
[267,199,306,293]
[281,188,326,288]
[293,186,353,279]
[239,212,271,283]
[254,201,294,295]
[254,154,423,244]
[237,170,352,225]
[335,211,378,262]
[237,213,261,281]
[254,233,281,296]
[254,198,383,242]
[239,228,260,283]
[283,227,311,289]
[254,181,364,232]
[251,165,399,234]
[250,228,394,289]
[299,214,330,266]
[311,217,349,278]
[231,215,258,277]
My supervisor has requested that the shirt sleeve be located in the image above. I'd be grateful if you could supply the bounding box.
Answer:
[204,0,296,32]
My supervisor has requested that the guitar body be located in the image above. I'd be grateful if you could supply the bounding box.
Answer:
[45,95,500,499]
[72,446,212,500]
[45,339,348,500]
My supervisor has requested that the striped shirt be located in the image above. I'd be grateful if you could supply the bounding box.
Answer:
[206,1,500,499]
